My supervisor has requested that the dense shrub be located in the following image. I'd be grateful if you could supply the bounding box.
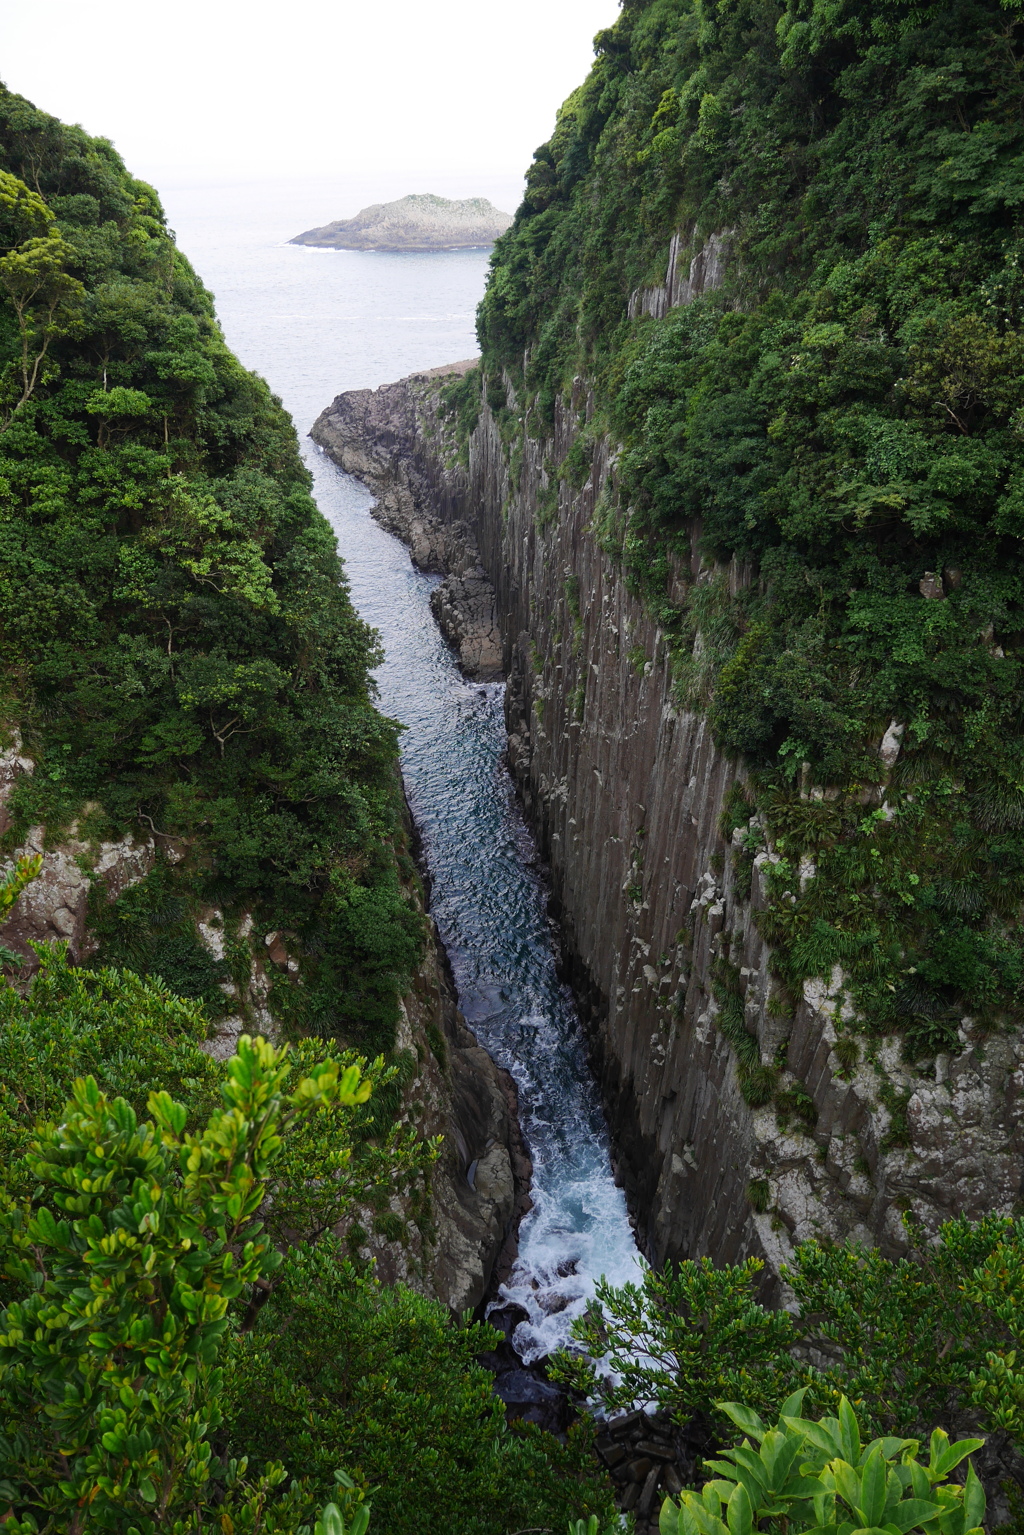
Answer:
[553,1215,1024,1450]
[226,1239,615,1535]
[0,84,421,1052]
[0,945,609,1533]
[0,1036,373,1532]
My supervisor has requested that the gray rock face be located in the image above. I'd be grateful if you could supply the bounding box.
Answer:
[352,905,532,1313]
[311,361,503,681]
[317,286,1024,1293]
[291,194,512,252]
[627,228,729,320]
[0,731,155,970]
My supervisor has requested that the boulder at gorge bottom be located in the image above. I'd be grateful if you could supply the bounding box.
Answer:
[291,194,512,251]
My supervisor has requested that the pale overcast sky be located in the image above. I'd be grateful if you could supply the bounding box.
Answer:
[1,0,621,190]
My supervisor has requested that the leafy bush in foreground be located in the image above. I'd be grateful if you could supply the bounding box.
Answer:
[226,1239,615,1535]
[661,1394,985,1535]
[0,1035,368,1532]
[553,1217,1024,1448]
[0,896,611,1535]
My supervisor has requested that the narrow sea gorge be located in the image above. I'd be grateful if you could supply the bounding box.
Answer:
[166,179,644,1359]
[4,5,1024,1523]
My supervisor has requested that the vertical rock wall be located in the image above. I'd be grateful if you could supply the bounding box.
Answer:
[313,366,1024,1285]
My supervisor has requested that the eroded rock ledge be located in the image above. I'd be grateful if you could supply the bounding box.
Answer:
[311,361,502,682]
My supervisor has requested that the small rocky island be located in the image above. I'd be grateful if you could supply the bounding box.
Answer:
[290,193,512,252]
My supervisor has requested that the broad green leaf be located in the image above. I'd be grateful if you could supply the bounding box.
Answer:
[887,1500,944,1532]
[780,1387,810,1420]
[839,1399,862,1464]
[728,1445,771,1489]
[660,1499,682,1535]
[934,1441,985,1478]
[680,1506,705,1535]
[314,1506,345,1535]
[718,1403,768,1443]
[703,1460,745,1485]
[833,1460,864,1513]
[963,1465,985,1529]
[908,1464,931,1500]
[727,1481,753,1535]
[767,1433,803,1490]
[860,1450,887,1528]
[786,1417,842,1457]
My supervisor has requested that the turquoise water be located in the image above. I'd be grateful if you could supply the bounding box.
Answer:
[164,180,644,1358]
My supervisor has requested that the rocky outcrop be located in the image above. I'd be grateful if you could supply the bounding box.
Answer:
[291,194,511,252]
[0,733,155,969]
[312,361,502,680]
[314,319,1024,1286]
[360,910,532,1313]
[627,228,729,320]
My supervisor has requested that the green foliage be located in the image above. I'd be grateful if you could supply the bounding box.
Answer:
[0,943,437,1271]
[0,945,221,1207]
[0,852,42,968]
[553,1215,1024,1448]
[477,0,1024,1041]
[0,853,41,920]
[962,1236,1024,1444]
[0,933,596,1535]
[224,1237,616,1535]
[315,1503,370,1535]
[550,1255,797,1427]
[86,863,230,1008]
[0,1035,372,1532]
[660,1395,985,1535]
[438,367,482,463]
[0,84,421,1051]
[746,1178,771,1213]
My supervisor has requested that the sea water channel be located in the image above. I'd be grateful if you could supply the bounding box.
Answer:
[165,177,644,1362]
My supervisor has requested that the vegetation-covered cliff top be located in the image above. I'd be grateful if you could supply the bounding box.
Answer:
[0,81,420,1050]
[476,0,1024,1055]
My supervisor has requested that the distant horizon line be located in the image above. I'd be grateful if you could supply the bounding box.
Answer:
[138,167,529,188]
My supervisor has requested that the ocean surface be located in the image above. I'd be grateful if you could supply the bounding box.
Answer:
[164,178,644,1360]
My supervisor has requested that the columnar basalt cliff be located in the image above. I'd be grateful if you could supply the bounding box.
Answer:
[350,908,531,1313]
[316,0,1024,1289]
[313,355,1024,1284]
